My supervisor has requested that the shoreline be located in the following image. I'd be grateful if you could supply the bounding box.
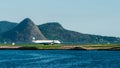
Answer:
[0,45,120,51]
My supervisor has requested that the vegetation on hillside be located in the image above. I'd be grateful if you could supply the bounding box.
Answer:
[39,22,120,44]
[0,21,17,33]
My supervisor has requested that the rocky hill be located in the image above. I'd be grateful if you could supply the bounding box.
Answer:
[0,18,46,43]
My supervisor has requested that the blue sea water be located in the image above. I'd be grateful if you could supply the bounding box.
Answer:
[0,50,120,68]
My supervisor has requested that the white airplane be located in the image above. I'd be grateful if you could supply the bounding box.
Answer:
[32,40,61,44]
[32,37,61,44]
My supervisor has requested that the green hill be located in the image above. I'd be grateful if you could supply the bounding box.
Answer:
[38,22,120,44]
[0,21,17,33]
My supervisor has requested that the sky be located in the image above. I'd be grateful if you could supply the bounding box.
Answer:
[0,0,120,37]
